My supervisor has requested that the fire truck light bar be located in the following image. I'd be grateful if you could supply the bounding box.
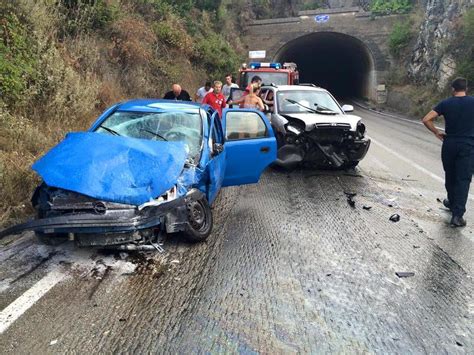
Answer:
[249,62,282,69]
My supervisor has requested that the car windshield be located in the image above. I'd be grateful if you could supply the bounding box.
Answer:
[276,90,343,114]
[242,72,288,86]
[95,111,203,163]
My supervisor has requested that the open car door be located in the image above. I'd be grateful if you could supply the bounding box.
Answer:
[221,109,276,187]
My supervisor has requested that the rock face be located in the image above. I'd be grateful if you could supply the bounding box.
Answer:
[409,0,473,89]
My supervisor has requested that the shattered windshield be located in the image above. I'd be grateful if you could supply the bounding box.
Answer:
[277,90,343,114]
[96,111,202,162]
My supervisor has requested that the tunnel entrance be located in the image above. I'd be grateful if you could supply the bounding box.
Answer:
[275,32,375,99]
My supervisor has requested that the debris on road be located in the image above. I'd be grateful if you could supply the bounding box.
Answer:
[344,192,357,208]
[389,214,401,222]
[395,272,415,278]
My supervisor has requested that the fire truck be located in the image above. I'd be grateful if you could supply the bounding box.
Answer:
[238,62,299,87]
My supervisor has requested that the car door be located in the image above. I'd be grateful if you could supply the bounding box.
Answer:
[207,111,226,203]
[221,109,276,187]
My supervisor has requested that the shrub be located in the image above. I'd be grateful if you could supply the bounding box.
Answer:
[0,11,39,108]
[194,33,241,80]
[371,0,413,15]
[57,0,120,38]
[389,21,413,57]
[153,19,193,54]
[455,8,474,87]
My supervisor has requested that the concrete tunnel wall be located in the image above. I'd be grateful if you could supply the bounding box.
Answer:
[274,32,376,99]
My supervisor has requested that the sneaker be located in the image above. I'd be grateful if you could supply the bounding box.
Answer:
[450,216,466,227]
[443,199,451,210]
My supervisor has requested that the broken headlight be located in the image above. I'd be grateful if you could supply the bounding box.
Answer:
[286,124,302,135]
[138,185,178,210]
[356,122,366,137]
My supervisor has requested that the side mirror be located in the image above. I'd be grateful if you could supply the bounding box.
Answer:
[213,143,224,155]
[342,104,354,113]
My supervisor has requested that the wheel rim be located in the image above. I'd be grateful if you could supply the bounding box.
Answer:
[187,200,207,231]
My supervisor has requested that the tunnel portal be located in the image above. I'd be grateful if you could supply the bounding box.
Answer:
[275,32,375,99]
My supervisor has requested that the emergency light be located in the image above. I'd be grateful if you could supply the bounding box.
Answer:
[248,62,282,69]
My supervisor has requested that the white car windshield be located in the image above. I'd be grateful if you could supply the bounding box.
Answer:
[277,90,343,114]
[95,111,203,162]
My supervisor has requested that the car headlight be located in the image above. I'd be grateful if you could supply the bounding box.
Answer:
[286,124,302,135]
[356,122,366,137]
[138,185,177,210]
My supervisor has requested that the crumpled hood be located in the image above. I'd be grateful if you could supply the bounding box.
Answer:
[32,132,187,206]
[284,113,362,131]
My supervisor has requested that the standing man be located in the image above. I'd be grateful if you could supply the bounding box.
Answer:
[222,74,239,102]
[163,84,192,101]
[195,81,212,103]
[422,77,474,227]
[202,81,226,118]
[228,75,263,108]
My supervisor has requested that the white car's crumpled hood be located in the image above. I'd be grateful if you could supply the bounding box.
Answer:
[284,113,361,131]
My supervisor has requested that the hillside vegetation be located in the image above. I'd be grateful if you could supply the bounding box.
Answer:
[0,0,249,226]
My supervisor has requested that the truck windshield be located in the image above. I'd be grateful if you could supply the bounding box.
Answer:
[95,111,203,163]
[241,72,288,86]
[277,90,343,114]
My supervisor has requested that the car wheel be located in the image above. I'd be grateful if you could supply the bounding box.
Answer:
[183,197,213,242]
[35,231,68,246]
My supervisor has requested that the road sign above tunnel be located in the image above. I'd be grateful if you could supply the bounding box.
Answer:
[315,15,330,23]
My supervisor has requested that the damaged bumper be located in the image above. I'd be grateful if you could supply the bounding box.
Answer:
[275,137,371,168]
[0,189,205,245]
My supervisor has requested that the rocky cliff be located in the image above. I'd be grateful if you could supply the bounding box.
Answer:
[409,0,473,89]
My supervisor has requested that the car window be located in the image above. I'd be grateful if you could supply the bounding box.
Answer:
[276,90,343,114]
[226,112,267,140]
[95,111,202,163]
[242,72,288,86]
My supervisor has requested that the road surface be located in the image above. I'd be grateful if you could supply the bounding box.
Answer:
[0,107,472,353]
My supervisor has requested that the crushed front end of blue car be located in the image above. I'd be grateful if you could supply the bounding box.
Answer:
[0,103,213,249]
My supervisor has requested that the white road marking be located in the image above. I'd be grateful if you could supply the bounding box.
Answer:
[0,268,66,334]
[369,136,474,201]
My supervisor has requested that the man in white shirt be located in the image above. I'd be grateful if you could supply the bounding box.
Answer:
[195,81,212,103]
[222,74,239,102]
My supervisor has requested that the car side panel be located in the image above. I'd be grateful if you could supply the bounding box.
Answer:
[221,109,276,187]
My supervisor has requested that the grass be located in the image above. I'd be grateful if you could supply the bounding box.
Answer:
[0,0,244,227]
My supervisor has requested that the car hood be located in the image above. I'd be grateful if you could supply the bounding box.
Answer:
[32,132,187,206]
[283,113,361,131]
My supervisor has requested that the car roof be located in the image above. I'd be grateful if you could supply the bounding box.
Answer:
[117,99,203,113]
[261,85,328,92]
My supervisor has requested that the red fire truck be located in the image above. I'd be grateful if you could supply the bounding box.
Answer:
[238,62,299,87]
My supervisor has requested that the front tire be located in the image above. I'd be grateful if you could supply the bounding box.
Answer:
[182,197,213,242]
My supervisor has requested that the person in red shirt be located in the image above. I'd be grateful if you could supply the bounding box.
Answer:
[202,81,226,118]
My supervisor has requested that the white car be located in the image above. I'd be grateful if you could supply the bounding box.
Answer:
[260,84,370,169]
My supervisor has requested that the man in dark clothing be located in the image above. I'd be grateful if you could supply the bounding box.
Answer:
[163,84,192,101]
[423,77,474,227]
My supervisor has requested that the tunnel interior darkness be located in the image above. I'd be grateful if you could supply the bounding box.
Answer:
[275,32,374,99]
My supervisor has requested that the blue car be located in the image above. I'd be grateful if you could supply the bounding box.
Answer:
[1,100,276,249]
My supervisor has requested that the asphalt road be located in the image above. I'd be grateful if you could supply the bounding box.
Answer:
[0,107,472,353]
